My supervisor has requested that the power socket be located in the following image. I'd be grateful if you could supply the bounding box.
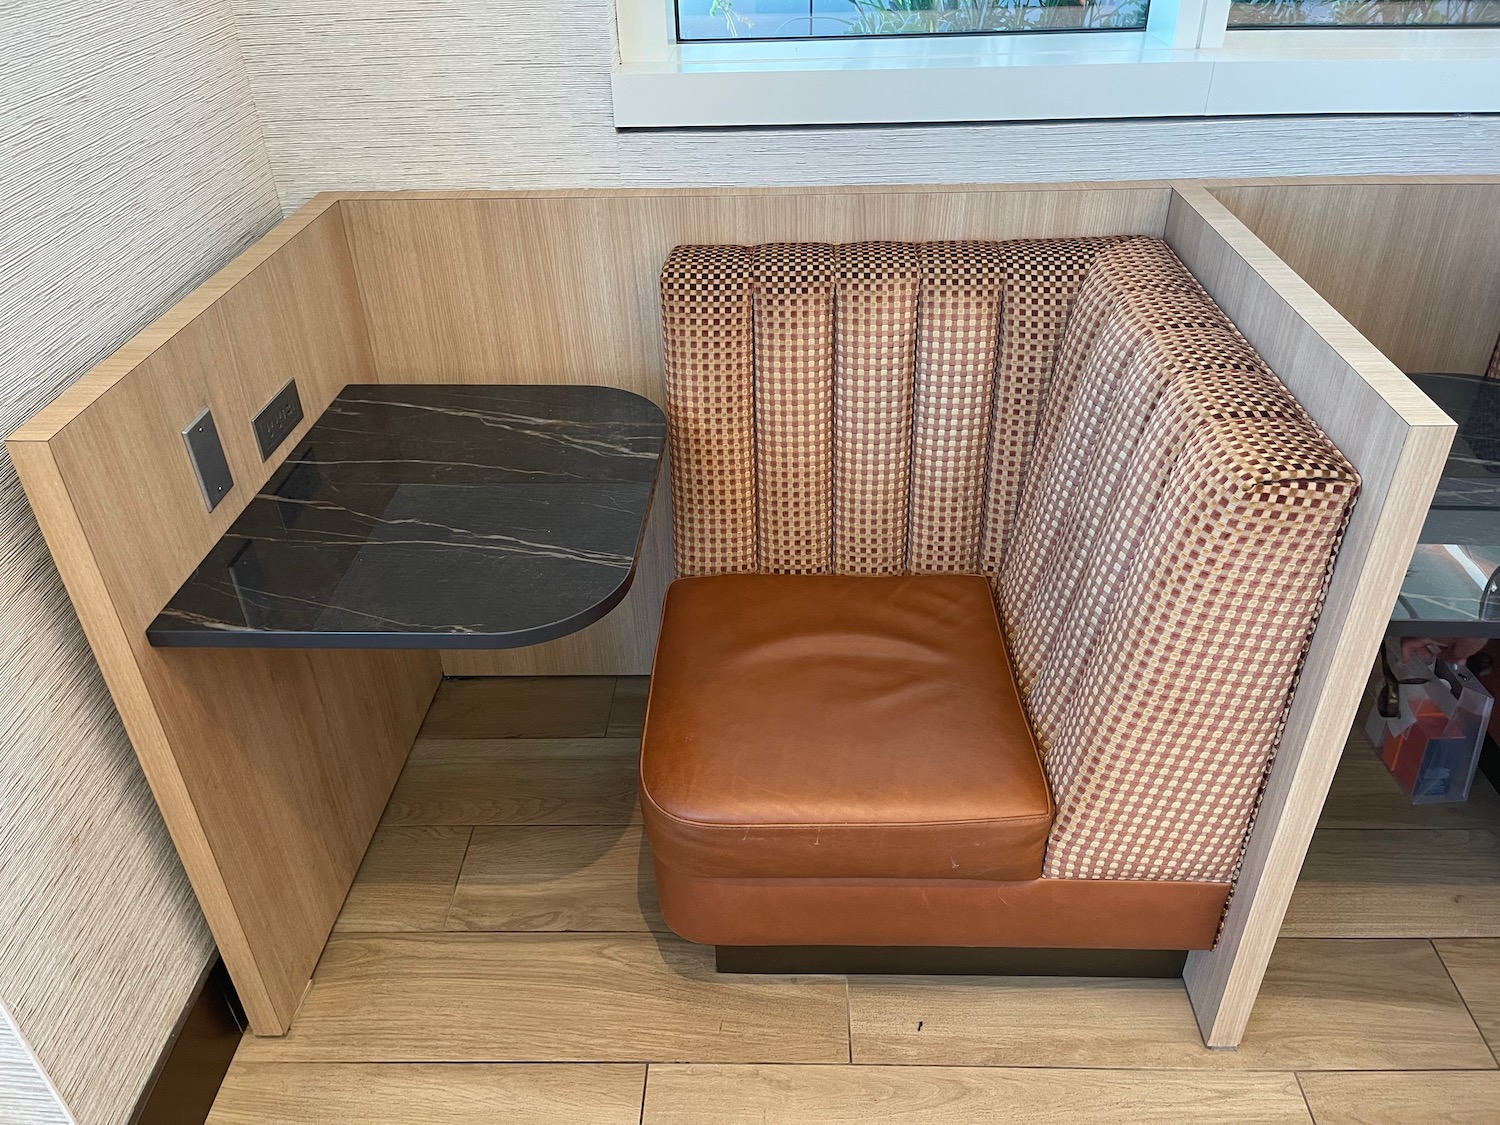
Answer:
[253,379,304,461]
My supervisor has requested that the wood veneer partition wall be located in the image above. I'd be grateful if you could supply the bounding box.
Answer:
[5,198,442,1036]
[1208,178,1500,377]
[335,184,1176,675]
[1165,185,1452,1046]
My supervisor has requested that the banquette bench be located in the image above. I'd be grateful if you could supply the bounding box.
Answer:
[10,183,1456,1045]
[639,235,1360,961]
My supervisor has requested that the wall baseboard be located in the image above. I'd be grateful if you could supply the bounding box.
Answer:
[130,957,243,1125]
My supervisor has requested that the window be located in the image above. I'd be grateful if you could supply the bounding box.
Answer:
[676,0,1150,42]
[1228,0,1500,27]
[614,0,1500,126]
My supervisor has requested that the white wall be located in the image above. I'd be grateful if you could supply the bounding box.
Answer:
[228,0,1500,210]
[0,2,281,1122]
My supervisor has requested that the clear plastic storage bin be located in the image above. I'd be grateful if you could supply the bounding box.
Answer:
[1364,659,1492,804]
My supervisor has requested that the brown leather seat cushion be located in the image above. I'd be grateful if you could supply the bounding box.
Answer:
[640,574,1053,881]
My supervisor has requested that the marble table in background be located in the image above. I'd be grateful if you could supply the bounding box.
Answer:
[148,384,666,649]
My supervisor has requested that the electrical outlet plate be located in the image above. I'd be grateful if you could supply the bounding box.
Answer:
[182,408,234,512]
[252,378,304,461]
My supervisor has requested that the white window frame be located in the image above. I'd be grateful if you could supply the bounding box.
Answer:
[611,0,1500,127]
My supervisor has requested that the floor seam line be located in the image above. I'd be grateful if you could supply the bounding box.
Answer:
[440,826,478,931]
[1293,1071,1318,1125]
[846,976,853,1064]
[1432,937,1500,1068]
[606,674,624,740]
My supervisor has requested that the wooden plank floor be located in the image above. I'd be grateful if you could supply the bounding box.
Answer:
[1283,731,1500,939]
[208,677,1500,1125]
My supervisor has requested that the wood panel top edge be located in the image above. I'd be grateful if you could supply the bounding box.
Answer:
[1167,185,1456,433]
[5,196,339,447]
[1188,175,1500,190]
[327,177,1500,205]
[331,182,1179,203]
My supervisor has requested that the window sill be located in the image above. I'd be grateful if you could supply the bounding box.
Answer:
[610,29,1500,127]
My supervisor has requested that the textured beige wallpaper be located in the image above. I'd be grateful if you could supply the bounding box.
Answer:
[228,0,1500,211]
[0,2,281,1123]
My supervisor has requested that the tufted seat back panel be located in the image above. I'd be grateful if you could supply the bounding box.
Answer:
[660,238,1125,578]
[997,239,1360,881]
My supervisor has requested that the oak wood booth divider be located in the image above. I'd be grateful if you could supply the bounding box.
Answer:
[9,179,1484,1048]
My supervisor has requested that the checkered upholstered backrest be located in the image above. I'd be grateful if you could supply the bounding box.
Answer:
[999,239,1359,882]
[660,238,1125,577]
[661,237,1359,884]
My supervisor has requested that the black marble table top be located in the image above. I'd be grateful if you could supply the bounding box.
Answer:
[1391,372,1500,637]
[147,384,666,649]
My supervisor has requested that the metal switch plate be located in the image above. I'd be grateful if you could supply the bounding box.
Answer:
[182,408,234,512]
[253,378,304,461]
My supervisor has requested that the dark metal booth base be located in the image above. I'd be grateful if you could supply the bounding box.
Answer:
[131,957,244,1125]
[715,945,1190,977]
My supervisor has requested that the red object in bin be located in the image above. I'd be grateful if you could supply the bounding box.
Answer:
[1386,697,1449,792]
[1392,729,1426,792]
[1366,655,1492,804]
